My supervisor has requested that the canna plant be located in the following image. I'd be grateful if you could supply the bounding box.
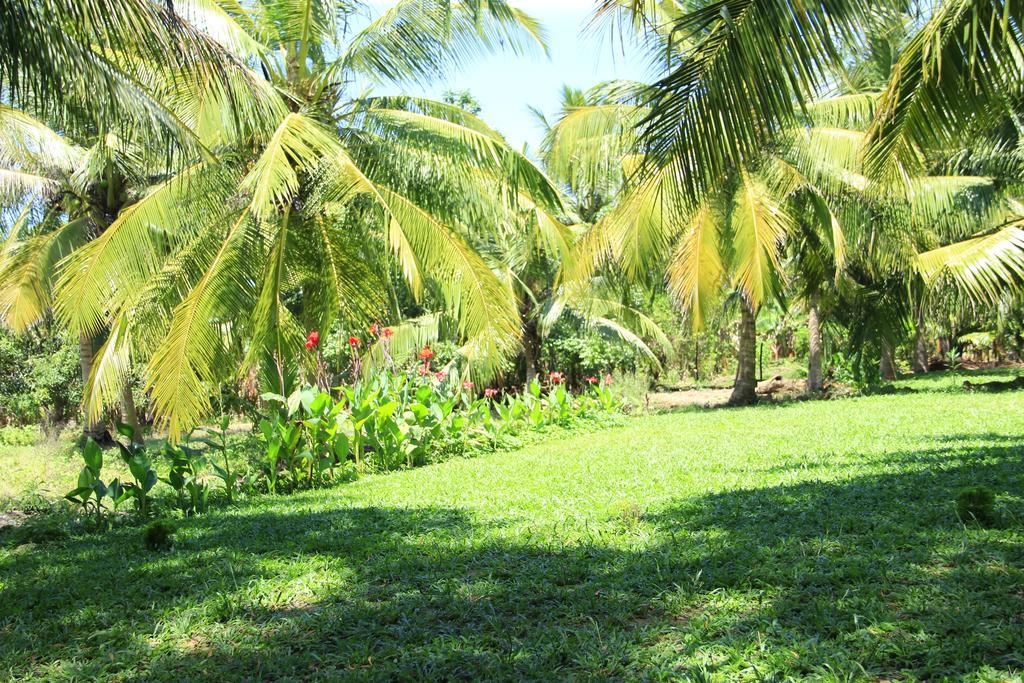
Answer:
[113,424,158,519]
[65,438,117,528]
[194,416,239,503]
[163,442,210,515]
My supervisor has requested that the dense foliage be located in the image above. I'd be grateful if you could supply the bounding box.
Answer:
[0,327,79,429]
[60,366,622,527]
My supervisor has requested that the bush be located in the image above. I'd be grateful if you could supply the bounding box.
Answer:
[956,485,998,526]
[0,328,81,428]
[0,425,38,446]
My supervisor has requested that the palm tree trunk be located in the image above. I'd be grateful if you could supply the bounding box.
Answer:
[523,320,540,385]
[78,333,107,442]
[729,299,758,405]
[806,299,823,394]
[879,340,897,381]
[121,383,143,444]
[912,305,928,374]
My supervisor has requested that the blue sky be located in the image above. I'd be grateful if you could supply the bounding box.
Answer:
[367,1,654,152]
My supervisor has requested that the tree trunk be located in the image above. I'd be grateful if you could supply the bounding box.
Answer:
[912,304,928,374]
[121,383,143,444]
[806,299,824,394]
[879,340,897,381]
[729,299,758,405]
[523,317,540,385]
[78,333,109,443]
[693,340,700,381]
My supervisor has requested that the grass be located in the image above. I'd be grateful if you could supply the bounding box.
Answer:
[2,369,1023,680]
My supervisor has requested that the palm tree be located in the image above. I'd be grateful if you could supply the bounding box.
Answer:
[594,0,1024,389]
[47,0,562,441]
[520,84,674,383]
[0,104,158,442]
[551,79,862,403]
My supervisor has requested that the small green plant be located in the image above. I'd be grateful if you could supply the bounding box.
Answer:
[163,443,210,515]
[956,485,998,526]
[114,424,158,519]
[65,438,119,528]
[142,519,175,551]
[196,416,238,503]
[613,499,644,529]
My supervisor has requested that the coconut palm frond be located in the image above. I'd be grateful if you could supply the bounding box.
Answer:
[145,210,253,442]
[916,222,1024,303]
[729,168,793,307]
[866,0,1024,182]
[341,0,547,86]
[666,203,724,329]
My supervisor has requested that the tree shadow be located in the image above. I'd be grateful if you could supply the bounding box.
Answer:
[2,441,1023,680]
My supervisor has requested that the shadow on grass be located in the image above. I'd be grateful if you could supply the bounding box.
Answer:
[2,440,1023,680]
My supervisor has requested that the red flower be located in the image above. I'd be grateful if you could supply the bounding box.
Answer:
[484,388,498,398]
[462,380,474,391]
[382,327,393,339]
[348,336,360,347]
[435,370,448,381]
[306,330,320,349]
[418,346,434,361]
[549,371,564,385]
[418,364,430,376]
[369,323,380,336]
[603,373,613,386]
[586,376,599,384]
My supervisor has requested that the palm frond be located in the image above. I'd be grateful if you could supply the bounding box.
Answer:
[634,0,874,201]
[145,209,253,442]
[592,316,664,371]
[55,160,236,337]
[82,317,132,424]
[915,221,1024,303]
[241,112,343,220]
[0,168,56,203]
[865,0,1024,182]
[374,184,521,376]
[666,203,724,329]
[599,157,689,279]
[0,218,89,332]
[0,104,83,172]
[541,103,644,193]
[341,0,547,86]
[360,106,563,212]
[729,168,792,307]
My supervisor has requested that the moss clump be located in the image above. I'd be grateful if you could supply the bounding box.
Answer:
[956,485,997,526]
[142,519,176,551]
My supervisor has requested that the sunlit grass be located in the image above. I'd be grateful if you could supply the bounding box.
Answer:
[1,369,1023,680]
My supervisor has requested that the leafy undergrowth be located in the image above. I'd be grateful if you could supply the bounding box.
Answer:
[2,371,1024,680]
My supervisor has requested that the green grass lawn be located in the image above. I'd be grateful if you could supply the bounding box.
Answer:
[2,371,1024,680]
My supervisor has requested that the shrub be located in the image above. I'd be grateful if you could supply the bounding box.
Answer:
[956,485,998,526]
[0,328,81,428]
[0,425,38,446]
